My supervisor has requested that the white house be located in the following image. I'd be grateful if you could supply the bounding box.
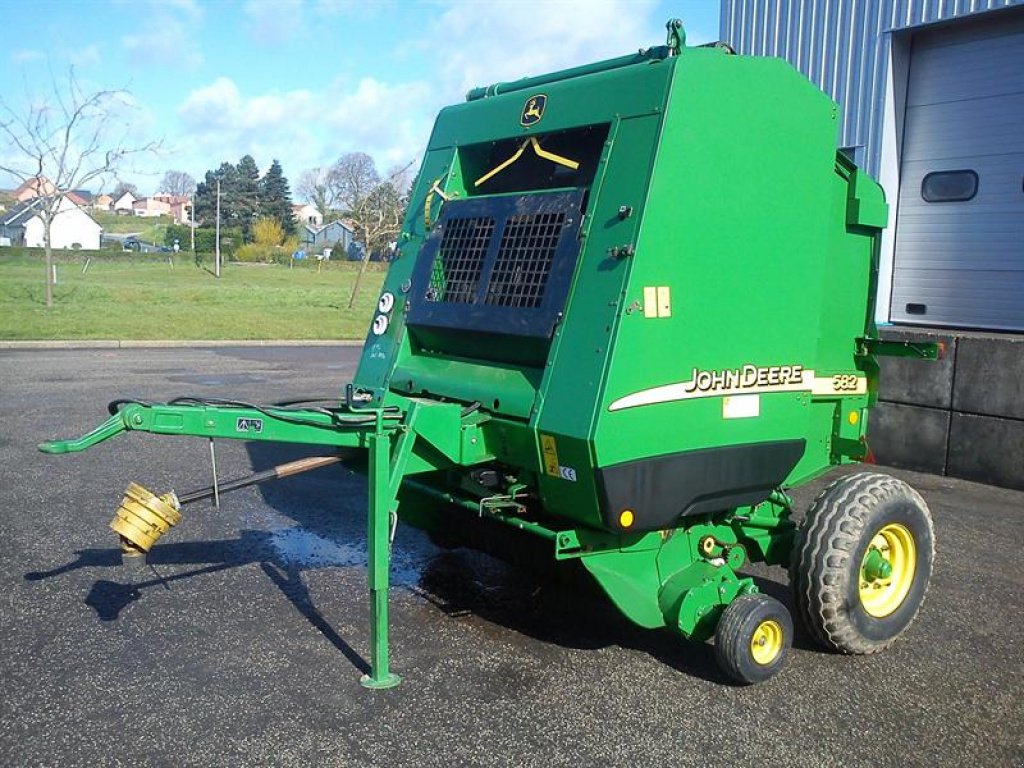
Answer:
[292,203,322,227]
[132,196,171,217]
[112,191,136,213]
[0,195,102,250]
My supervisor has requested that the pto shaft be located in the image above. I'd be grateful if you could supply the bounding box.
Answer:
[113,454,345,555]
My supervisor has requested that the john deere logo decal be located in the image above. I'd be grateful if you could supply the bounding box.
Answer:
[521,94,546,126]
[608,363,867,412]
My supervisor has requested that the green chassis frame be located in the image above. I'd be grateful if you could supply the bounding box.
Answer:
[39,393,799,689]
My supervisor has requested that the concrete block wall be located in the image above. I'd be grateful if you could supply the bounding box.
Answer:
[869,327,1024,490]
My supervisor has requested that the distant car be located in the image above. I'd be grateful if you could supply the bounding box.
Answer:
[122,237,140,252]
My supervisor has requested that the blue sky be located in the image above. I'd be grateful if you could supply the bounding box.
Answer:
[1,0,720,198]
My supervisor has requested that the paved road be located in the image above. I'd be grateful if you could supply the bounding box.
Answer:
[1,347,1021,767]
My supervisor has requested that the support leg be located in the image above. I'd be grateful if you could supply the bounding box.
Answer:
[360,432,401,689]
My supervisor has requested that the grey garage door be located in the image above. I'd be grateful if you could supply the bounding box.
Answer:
[892,10,1024,331]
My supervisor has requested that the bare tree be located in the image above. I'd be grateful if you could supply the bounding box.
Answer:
[384,163,416,200]
[158,170,196,197]
[0,68,159,307]
[330,152,413,308]
[296,166,339,222]
[111,180,138,200]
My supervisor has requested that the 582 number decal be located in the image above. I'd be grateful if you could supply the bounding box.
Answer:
[832,374,860,392]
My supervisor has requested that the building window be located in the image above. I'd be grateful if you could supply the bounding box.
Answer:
[921,170,978,203]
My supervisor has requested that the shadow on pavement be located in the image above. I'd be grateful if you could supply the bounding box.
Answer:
[25,528,371,677]
[23,439,809,687]
[243,443,736,684]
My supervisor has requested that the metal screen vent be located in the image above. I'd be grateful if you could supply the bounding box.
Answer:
[407,188,584,339]
[426,217,495,304]
[485,212,566,308]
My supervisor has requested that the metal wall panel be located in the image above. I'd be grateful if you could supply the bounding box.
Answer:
[720,0,1021,177]
[891,13,1024,329]
[721,0,1024,330]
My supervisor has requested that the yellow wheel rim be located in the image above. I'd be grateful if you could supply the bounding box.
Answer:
[859,523,917,617]
[750,619,784,665]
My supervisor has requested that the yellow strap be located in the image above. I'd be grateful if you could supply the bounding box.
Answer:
[474,140,529,187]
[430,178,451,201]
[530,138,580,170]
[424,177,451,229]
[473,137,580,187]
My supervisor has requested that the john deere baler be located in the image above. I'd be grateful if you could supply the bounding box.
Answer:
[41,21,937,686]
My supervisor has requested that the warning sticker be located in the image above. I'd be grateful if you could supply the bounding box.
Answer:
[540,434,560,477]
[236,417,263,433]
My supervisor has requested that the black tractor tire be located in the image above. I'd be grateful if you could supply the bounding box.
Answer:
[714,594,793,685]
[791,471,934,654]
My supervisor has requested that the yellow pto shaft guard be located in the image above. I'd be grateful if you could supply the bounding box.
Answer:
[110,483,182,553]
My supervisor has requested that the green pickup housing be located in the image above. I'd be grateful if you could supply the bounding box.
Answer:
[41,24,896,687]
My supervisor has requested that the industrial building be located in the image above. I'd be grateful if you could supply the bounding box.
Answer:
[720,0,1023,488]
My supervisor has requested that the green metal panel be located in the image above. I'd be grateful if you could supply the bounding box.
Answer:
[430,61,673,151]
[595,51,842,469]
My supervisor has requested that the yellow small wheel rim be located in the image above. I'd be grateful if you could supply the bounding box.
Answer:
[859,523,917,618]
[750,619,784,665]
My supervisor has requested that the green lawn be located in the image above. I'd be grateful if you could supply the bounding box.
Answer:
[0,253,385,340]
[93,212,173,243]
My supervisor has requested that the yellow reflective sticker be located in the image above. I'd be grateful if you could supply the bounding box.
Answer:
[643,287,658,318]
[540,434,560,477]
[657,286,671,318]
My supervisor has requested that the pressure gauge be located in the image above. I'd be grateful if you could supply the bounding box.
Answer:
[378,292,395,314]
[372,314,389,336]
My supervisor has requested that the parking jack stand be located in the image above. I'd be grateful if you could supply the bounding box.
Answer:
[361,430,402,689]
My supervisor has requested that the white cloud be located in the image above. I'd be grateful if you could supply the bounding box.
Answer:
[312,0,390,18]
[11,50,44,64]
[165,1,713,192]
[122,6,203,70]
[178,77,316,131]
[174,77,323,181]
[163,0,203,20]
[321,77,433,166]
[67,45,102,68]
[175,73,432,179]
[245,0,304,45]
[423,0,667,97]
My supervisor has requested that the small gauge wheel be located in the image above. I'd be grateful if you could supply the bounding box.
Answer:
[714,593,793,685]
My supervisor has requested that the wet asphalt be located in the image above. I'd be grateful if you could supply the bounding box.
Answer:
[0,345,1021,768]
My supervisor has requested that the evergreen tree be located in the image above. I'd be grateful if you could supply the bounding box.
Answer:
[258,159,295,236]
[234,154,261,240]
[193,162,238,228]
[192,156,294,242]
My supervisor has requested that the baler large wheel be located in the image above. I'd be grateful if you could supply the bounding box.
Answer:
[714,594,793,684]
[791,472,934,654]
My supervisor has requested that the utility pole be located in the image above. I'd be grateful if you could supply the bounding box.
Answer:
[189,194,195,253]
[215,178,221,278]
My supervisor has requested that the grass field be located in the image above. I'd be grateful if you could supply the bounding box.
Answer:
[0,253,385,340]
[92,212,172,243]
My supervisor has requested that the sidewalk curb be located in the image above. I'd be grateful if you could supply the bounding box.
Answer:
[0,339,365,350]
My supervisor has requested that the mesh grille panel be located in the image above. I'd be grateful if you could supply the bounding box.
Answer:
[426,217,494,304]
[407,187,583,338]
[485,212,566,308]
